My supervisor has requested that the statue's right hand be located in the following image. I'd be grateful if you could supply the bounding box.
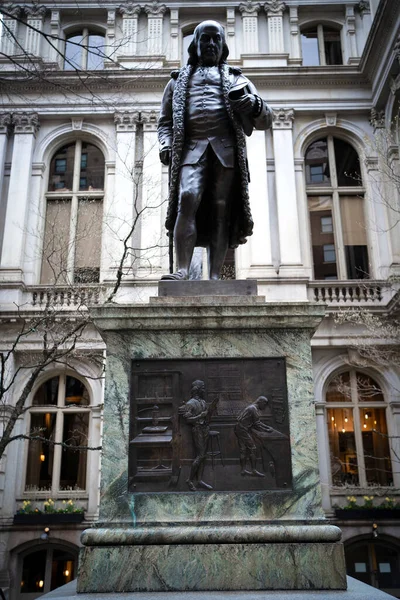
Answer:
[160,148,171,166]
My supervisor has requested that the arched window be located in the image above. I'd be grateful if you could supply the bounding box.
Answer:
[25,374,91,493]
[326,370,393,487]
[17,543,78,598]
[306,136,370,280]
[345,538,400,596]
[41,140,104,284]
[301,24,342,66]
[64,29,105,70]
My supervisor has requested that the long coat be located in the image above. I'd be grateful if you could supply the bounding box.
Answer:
[157,63,272,248]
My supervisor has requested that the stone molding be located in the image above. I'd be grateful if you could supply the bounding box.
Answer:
[264,0,286,15]
[325,113,337,127]
[114,111,140,131]
[144,2,167,16]
[24,5,47,18]
[140,110,158,129]
[369,108,385,130]
[357,0,370,15]
[239,1,261,16]
[2,4,22,18]
[0,113,13,134]
[119,2,141,16]
[71,118,84,130]
[12,112,40,134]
[272,108,294,129]
[364,156,379,172]
[394,34,400,66]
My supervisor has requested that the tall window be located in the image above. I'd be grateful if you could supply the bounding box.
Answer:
[306,136,370,280]
[18,544,77,598]
[64,29,105,70]
[25,374,90,493]
[326,370,393,488]
[41,141,104,285]
[301,25,342,66]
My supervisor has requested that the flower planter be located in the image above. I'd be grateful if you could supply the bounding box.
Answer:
[335,508,400,520]
[13,513,84,525]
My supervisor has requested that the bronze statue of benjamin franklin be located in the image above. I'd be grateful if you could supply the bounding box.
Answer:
[158,20,272,280]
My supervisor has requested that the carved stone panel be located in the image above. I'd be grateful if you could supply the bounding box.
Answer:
[129,358,292,492]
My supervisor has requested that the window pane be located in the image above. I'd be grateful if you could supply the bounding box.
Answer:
[87,34,105,70]
[301,29,319,66]
[324,28,342,65]
[33,377,59,406]
[345,544,371,586]
[51,550,75,591]
[79,143,104,190]
[64,34,83,70]
[340,196,369,279]
[305,139,330,185]
[328,407,359,486]
[326,372,351,402]
[74,199,103,283]
[40,200,71,285]
[308,196,338,279]
[60,412,89,490]
[65,376,89,406]
[334,138,361,186]
[361,408,393,486]
[21,549,47,593]
[357,374,384,402]
[25,413,56,491]
[48,144,75,191]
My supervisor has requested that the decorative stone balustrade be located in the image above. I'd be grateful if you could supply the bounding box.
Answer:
[308,281,391,306]
[30,286,104,308]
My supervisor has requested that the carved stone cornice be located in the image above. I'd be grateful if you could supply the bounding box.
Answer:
[144,1,167,16]
[140,110,158,128]
[264,0,286,15]
[0,113,13,135]
[369,108,385,130]
[2,4,22,18]
[239,1,261,16]
[24,5,47,18]
[114,111,139,131]
[12,112,40,134]
[272,108,294,129]
[357,0,370,15]
[119,2,141,16]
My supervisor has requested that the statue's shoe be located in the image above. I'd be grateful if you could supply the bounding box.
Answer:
[240,469,253,476]
[251,470,265,477]
[197,480,213,490]
[161,270,188,280]
[186,479,197,492]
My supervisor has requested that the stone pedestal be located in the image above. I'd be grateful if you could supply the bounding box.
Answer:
[78,293,346,593]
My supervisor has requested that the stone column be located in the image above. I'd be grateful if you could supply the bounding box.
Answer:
[239,2,261,55]
[106,112,139,278]
[345,4,359,64]
[247,130,272,268]
[357,1,372,50]
[0,114,11,200]
[105,9,116,62]
[0,113,40,281]
[272,108,302,267]
[169,8,179,62]
[140,112,163,272]
[226,8,236,60]
[144,2,168,56]
[119,3,141,56]
[289,6,301,65]
[0,5,21,56]
[264,0,286,54]
[25,5,47,56]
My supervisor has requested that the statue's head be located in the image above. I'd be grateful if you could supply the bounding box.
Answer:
[255,396,268,410]
[191,379,205,398]
[187,20,229,66]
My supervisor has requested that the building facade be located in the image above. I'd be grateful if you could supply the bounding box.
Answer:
[0,0,400,597]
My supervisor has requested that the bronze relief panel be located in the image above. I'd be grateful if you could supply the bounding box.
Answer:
[129,359,292,493]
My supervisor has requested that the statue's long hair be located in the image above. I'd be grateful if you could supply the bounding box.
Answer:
[187,21,229,66]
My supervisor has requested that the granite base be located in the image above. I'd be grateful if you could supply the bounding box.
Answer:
[77,541,346,593]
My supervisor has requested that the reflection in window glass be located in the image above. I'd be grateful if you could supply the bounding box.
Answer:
[79,143,105,190]
[321,216,333,233]
[305,139,330,185]
[64,31,105,70]
[21,550,47,593]
[33,377,59,406]
[40,200,71,285]
[64,33,83,70]
[326,372,351,402]
[357,374,384,402]
[324,28,342,65]
[86,34,105,70]
[65,376,90,405]
[301,29,319,66]
[48,144,75,192]
[334,138,361,186]
[323,244,336,263]
[25,413,56,490]
[328,407,359,486]
[340,196,369,279]
[361,407,392,486]
[60,412,89,490]
[308,196,338,279]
